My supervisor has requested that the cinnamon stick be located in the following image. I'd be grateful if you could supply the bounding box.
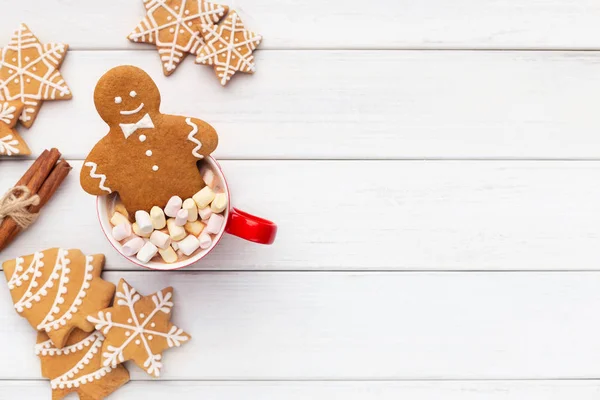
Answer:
[1,160,72,249]
[0,149,67,251]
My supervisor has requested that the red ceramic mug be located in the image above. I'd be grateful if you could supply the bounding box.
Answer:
[97,156,277,270]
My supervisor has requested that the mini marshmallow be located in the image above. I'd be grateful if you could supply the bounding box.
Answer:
[122,237,145,256]
[159,246,178,264]
[175,209,189,226]
[150,230,171,250]
[110,211,130,227]
[203,169,216,189]
[192,186,215,209]
[184,220,205,236]
[150,206,166,230]
[137,241,158,263]
[167,218,186,241]
[114,203,130,220]
[132,222,151,238]
[199,206,212,221]
[171,241,179,251]
[198,232,212,249]
[134,210,153,234]
[165,196,182,218]
[112,223,132,241]
[205,213,225,234]
[182,198,198,222]
[178,235,201,256]
[210,193,228,213]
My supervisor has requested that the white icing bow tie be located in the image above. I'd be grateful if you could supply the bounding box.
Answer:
[120,113,155,139]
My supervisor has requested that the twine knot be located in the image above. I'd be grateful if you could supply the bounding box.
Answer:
[0,186,40,229]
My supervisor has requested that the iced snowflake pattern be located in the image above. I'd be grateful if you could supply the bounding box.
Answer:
[196,11,262,86]
[0,100,28,156]
[128,0,228,75]
[0,24,72,127]
[87,280,190,377]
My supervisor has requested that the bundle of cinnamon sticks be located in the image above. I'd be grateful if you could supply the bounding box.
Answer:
[0,148,71,251]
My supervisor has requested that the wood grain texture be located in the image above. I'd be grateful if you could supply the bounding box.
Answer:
[3,160,600,271]
[1,0,600,49]
[5,380,600,399]
[1,271,600,380]
[8,50,600,160]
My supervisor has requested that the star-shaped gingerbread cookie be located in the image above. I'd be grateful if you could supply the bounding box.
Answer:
[0,24,72,128]
[2,248,116,348]
[196,11,262,86]
[0,100,31,156]
[37,329,130,400]
[87,279,191,377]
[128,0,228,76]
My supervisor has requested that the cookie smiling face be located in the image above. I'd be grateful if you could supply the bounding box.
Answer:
[94,66,161,126]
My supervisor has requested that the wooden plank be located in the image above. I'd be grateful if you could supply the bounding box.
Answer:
[2,0,600,49]
[1,271,600,379]
[8,50,600,160]
[4,380,600,399]
[3,160,600,271]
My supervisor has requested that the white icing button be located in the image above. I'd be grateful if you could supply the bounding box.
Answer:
[146,150,153,156]
[139,135,147,142]
[140,313,145,318]
[115,97,122,104]
[130,90,137,97]
[152,165,159,172]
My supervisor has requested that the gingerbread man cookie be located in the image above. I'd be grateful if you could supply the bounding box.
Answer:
[0,100,31,156]
[80,65,218,212]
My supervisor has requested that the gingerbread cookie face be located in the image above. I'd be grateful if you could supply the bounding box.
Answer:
[128,0,228,76]
[0,100,31,156]
[2,248,115,348]
[87,279,190,377]
[36,329,130,399]
[0,24,72,128]
[196,11,262,86]
[81,65,219,212]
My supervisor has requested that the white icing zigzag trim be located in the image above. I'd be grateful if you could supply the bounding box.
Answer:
[186,118,203,158]
[84,162,112,193]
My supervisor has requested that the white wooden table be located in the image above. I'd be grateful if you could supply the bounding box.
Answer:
[2,0,600,398]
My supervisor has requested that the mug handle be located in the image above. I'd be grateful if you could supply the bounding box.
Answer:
[226,208,277,244]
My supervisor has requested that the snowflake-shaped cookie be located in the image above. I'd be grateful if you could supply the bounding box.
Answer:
[0,24,72,128]
[87,279,191,377]
[0,100,30,157]
[128,0,228,76]
[36,329,130,399]
[196,11,262,86]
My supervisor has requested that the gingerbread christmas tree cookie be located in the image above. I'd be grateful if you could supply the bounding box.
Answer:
[196,11,262,86]
[2,248,115,348]
[128,0,228,75]
[0,100,31,156]
[88,279,190,377]
[37,329,130,399]
[0,24,72,128]
[80,65,219,212]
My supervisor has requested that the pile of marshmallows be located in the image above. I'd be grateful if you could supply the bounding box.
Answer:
[110,172,227,264]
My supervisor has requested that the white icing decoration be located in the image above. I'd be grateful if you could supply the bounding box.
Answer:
[114,96,122,104]
[84,162,112,193]
[0,24,71,123]
[152,165,159,172]
[38,255,96,332]
[120,102,144,116]
[0,102,16,124]
[87,281,188,377]
[196,12,262,85]
[0,135,20,156]
[119,113,154,138]
[130,90,137,97]
[185,117,203,158]
[128,0,227,73]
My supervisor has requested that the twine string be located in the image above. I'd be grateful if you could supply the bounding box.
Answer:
[0,186,40,229]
